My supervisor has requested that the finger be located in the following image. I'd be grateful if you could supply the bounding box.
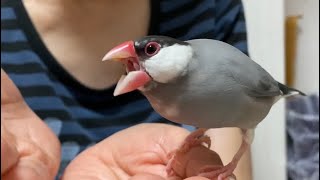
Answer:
[1,124,19,175]
[130,173,211,180]
[130,173,166,180]
[1,69,61,179]
[2,156,52,180]
[1,69,24,105]
[2,131,59,180]
[184,177,210,180]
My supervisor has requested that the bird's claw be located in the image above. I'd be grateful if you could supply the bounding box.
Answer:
[166,128,211,177]
[197,163,237,180]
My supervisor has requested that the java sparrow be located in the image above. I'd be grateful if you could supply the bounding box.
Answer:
[102,36,305,179]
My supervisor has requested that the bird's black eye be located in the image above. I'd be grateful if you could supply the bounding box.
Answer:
[145,42,160,56]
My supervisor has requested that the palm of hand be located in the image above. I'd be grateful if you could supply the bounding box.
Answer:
[61,124,225,180]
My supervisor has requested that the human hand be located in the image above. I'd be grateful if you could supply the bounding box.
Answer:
[61,123,232,180]
[1,69,61,180]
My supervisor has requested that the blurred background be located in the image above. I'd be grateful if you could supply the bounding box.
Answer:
[242,0,319,179]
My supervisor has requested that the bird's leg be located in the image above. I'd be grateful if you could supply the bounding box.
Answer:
[179,128,211,152]
[197,129,254,180]
[166,128,210,176]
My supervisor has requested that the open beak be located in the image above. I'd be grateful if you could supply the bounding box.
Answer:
[102,40,151,96]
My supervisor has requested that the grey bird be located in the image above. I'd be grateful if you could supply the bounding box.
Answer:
[102,36,305,180]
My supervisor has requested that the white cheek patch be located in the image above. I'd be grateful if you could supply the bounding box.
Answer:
[144,44,193,83]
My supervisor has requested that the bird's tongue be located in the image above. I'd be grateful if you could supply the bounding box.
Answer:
[113,71,151,96]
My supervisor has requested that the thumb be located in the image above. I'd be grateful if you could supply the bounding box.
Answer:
[1,124,19,175]
[130,173,166,180]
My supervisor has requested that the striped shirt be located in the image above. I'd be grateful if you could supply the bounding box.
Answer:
[1,0,248,176]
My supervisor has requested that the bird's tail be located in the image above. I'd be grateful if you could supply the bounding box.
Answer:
[277,82,306,97]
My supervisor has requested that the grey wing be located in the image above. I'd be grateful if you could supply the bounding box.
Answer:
[226,58,281,97]
[189,39,281,98]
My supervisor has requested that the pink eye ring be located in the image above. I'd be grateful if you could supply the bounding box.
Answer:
[145,42,160,56]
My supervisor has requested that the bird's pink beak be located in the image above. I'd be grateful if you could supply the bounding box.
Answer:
[102,41,151,96]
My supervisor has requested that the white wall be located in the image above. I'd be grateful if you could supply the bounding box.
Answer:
[286,0,319,94]
[242,0,287,180]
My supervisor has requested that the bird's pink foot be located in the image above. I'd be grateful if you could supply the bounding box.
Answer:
[166,150,180,176]
[197,163,237,180]
[166,128,210,176]
[197,129,252,180]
